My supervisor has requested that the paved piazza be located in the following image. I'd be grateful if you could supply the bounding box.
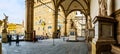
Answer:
[2,37,89,54]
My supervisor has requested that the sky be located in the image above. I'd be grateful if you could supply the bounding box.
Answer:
[0,0,25,24]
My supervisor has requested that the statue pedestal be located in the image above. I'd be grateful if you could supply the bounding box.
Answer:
[88,29,94,42]
[92,16,117,54]
[0,42,2,54]
[2,32,7,43]
[68,28,77,41]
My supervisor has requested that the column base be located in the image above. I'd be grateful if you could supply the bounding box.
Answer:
[53,32,59,38]
[24,31,33,41]
[64,32,67,36]
[2,32,7,43]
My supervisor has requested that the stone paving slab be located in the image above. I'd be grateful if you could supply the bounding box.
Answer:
[2,37,88,54]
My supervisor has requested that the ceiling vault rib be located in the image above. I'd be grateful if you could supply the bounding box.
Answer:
[66,0,74,14]
[83,0,88,5]
[53,0,56,8]
[66,9,85,17]
[59,4,67,17]
[76,0,88,15]
[52,0,90,18]
[87,0,90,15]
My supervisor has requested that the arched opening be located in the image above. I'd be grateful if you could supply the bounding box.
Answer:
[34,0,55,38]
[66,11,86,37]
[56,6,65,37]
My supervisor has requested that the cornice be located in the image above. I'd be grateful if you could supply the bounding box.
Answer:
[34,1,52,8]
[111,9,120,17]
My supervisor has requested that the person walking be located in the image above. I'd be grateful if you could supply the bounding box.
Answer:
[7,34,12,46]
[7,34,10,45]
[9,34,12,45]
[16,34,19,46]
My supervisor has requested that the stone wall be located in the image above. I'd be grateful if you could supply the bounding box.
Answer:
[115,0,120,11]
[90,0,99,20]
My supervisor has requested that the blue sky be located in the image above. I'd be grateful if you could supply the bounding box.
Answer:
[0,0,25,24]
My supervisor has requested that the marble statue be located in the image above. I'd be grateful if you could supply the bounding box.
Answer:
[98,0,107,16]
[3,13,8,28]
[2,13,8,32]
[2,13,8,43]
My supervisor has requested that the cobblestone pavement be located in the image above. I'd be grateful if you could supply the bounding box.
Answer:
[2,37,88,54]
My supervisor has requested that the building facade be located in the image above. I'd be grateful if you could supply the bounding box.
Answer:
[34,0,80,37]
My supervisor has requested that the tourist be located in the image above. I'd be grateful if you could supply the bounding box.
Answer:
[16,34,19,46]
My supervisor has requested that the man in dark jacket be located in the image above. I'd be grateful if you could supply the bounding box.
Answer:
[7,34,12,46]
[16,34,19,46]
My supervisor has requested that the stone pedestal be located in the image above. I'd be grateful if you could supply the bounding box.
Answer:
[68,29,77,41]
[88,29,94,42]
[117,35,120,44]
[92,16,117,54]
[0,42,2,54]
[2,32,7,43]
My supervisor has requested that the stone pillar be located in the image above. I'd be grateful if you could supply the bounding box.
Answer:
[53,7,58,38]
[64,18,67,36]
[87,15,92,28]
[87,15,93,42]
[107,0,113,16]
[25,0,34,41]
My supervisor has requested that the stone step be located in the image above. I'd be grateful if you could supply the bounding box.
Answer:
[111,44,120,54]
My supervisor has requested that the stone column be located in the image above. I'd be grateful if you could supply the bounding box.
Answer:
[107,0,113,16]
[87,15,92,28]
[64,18,67,36]
[53,7,58,38]
[87,15,93,42]
[25,0,34,41]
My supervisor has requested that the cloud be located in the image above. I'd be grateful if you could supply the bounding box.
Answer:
[0,0,25,24]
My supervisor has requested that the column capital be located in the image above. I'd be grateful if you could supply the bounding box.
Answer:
[25,0,34,6]
[64,20,67,24]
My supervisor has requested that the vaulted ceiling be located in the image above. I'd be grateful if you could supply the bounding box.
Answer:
[53,0,90,17]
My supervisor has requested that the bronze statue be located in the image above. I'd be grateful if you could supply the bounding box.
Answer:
[98,0,107,16]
